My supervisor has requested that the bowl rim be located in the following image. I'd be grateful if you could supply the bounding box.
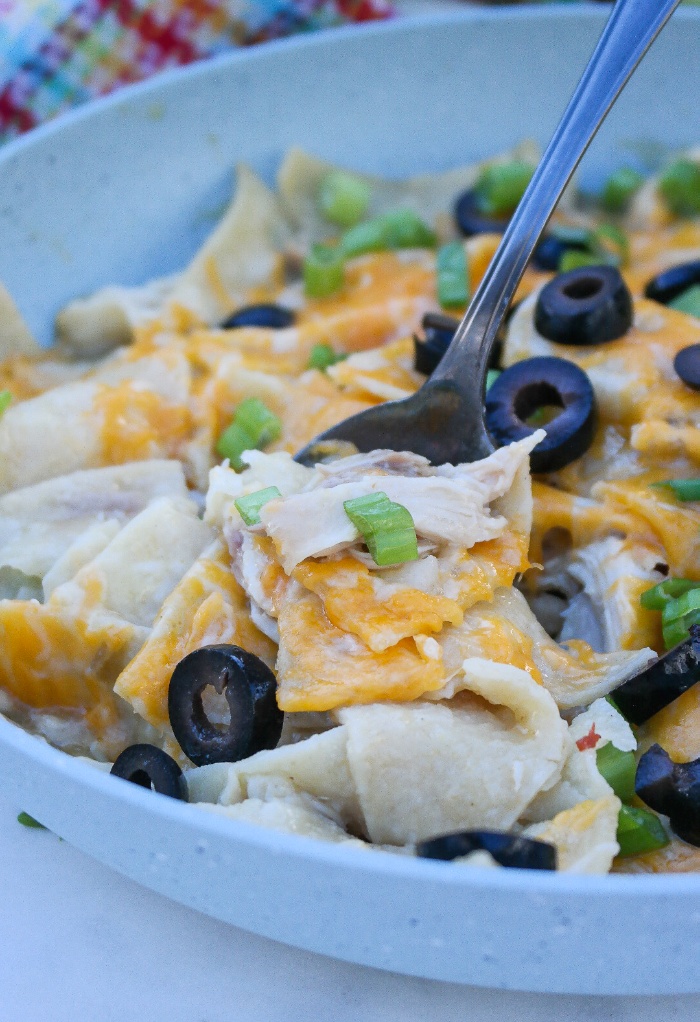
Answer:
[3,705,699,893]
[1,3,698,167]
[2,3,700,897]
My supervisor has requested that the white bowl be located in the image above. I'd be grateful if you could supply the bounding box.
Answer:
[1,7,699,995]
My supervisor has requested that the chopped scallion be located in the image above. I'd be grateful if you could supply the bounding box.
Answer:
[341,209,436,258]
[343,491,418,566]
[640,577,700,610]
[616,805,669,858]
[216,397,282,471]
[658,158,700,217]
[474,160,535,217]
[303,244,345,299]
[662,586,700,625]
[668,284,700,318]
[596,743,636,803]
[559,250,604,273]
[307,343,346,371]
[319,171,371,228]
[436,241,469,309]
[593,222,629,266]
[651,478,700,502]
[382,209,436,250]
[557,223,628,273]
[0,390,11,415]
[663,608,700,650]
[601,166,644,213]
[234,486,282,526]
[17,811,46,829]
[341,218,388,258]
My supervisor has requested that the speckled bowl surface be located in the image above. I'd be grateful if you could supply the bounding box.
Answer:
[0,6,699,994]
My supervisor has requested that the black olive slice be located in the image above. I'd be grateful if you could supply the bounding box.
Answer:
[611,625,700,725]
[636,744,700,847]
[413,311,459,375]
[454,189,509,237]
[531,233,590,273]
[484,356,596,473]
[168,644,283,767]
[416,830,556,870]
[644,260,700,306]
[534,265,633,345]
[220,304,296,330]
[674,344,700,391]
[110,744,187,801]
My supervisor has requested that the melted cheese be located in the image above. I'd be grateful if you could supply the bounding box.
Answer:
[115,541,275,732]
[275,587,445,712]
[292,556,463,653]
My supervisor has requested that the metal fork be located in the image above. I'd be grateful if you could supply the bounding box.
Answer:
[296,0,680,467]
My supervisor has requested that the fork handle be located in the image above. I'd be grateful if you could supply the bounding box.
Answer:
[429,0,681,416]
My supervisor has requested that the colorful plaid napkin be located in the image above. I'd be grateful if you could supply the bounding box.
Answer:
[0,0,393,144]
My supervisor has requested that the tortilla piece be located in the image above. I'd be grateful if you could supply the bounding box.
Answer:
[51,496,212,628]
[0,281,41,358]
[439,587,656,710]
[42,520,122,599]
[185,725,361,828]
[337,658,567,845]
[525,795,621,874]
[114,539,275,734]
[277,142,540,244]
[200,793,367,845]
[0,351,193,493]
[55,165,292,355]
[0,460,188,580]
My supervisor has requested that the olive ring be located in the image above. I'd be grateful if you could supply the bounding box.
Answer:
[110,744,187,801]
[484,355,596,473]
[168,644,284,767]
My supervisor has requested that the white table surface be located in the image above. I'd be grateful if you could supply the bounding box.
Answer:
[0,790,698,1022]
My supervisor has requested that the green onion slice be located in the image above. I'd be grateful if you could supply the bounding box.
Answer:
[668,284,700,318]
[662,586,700,625]
[658,159,700,217]
[234,486,282,526]
[216,397,282,471]
[307,343,346,372]
[559,250,604,273]
[474,160,535,217]
[663,608,700,650]
[596,743,636,804]
[601,167,644,213]
[343,491,419,566]
[341,210,436,259]
[436,241,469,309]
[652,478,700,502]
[304,244,345,299]
[616,805,669,858]
[0,390,11,415]
[17,811,46,829]
[593,222,629,265]
[319,171,371,228]
[640,577,700,610]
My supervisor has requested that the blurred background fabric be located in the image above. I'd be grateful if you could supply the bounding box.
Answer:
[0,0,394,143]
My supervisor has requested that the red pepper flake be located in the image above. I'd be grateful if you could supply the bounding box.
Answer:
[576,724,601,752]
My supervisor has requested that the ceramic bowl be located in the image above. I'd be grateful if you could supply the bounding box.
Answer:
[1,6,699,994]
